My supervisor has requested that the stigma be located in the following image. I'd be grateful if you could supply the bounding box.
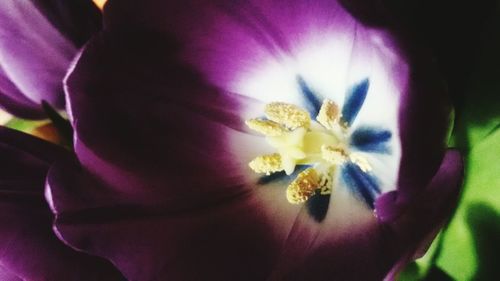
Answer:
[247,100,372,204]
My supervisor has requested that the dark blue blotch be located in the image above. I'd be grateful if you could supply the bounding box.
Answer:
[341,78,370,126]
[257,165,309,185]
[306,191,331,223]
[350,126,392,153]
[297,76,322,116]
[341,162,381,209]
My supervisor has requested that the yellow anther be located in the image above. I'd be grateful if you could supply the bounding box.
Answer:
[265,102,310,129]
[249,153,283,175]
[245,119,287,136]
[350,153,372,172]
[321,145,348,165]
[286,168,320,204]
[316,99,340,129]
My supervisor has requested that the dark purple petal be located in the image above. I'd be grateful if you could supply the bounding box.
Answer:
[378,150,463,277]
[0,0,101,118]
[30,0,102,47]
[46,149,462,281]
[102,0,362,107]
[396,39,452,203]
[65,30,266,208]
[0,127,124,281]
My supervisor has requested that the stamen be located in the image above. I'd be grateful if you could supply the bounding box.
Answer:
[265,102,310,129]
[249,153,283,175]
[321,145,348,165]
[317,166,335,195]
[245,119,287,136]
[286,168,320,204]
[349,153,372,172]
[316,99,340,129]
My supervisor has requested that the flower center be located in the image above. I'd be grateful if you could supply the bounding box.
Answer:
[247,100,371,204]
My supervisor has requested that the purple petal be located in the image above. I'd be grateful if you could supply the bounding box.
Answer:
[65,31,266,207]
[50,0,460,279]
[29,0,102,47]
[396,41,453,203]
[0,0,101,118]
[377,149,463,277]
[48,150,462,280]
[102,0,362,106]
[0,127,124,281]
[47,160,296,281]
[0,266,21,281]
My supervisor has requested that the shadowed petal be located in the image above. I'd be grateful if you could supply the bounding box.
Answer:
[378,150,464,278]
[64,31,268,208]
[47,159,293,281]
[102,0,361,108]
[30,0,102,47]
[0,127,124,281]
[0,0,101,118]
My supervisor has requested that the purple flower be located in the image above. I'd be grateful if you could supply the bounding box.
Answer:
[0,0,101,118]
[0,127,124,280]
[0,0,463,280]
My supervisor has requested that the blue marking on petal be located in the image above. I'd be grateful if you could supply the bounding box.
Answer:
[257,165,309,185]
[341,162,381,209]
[306,191,331,222]
[341,78,370,126]
[350,126,392,153]
[297,76,322,116]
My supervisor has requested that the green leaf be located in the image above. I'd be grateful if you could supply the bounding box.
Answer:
[437,130,500,280]
[435,3,500,279]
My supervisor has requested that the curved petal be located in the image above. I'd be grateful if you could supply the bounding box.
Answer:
[65,31,268,207]
[30,0,102,47]
[0,127,124,281]
[47,148,462,281]
[0,0,101,118]
[378,149,464,278]
[102,0,453,202]
[53,0,459,279]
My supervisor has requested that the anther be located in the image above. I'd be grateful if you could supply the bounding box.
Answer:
[249,153,283,175]
[245,119,287,136]
[265,102,311,129]
[316,100,340,129]
[321,145,348,165]
[286,168,320,204]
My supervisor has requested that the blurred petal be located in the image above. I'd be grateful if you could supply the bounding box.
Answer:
[0,127,124,281]
[0,0,101,118]
[0,266,21,281]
